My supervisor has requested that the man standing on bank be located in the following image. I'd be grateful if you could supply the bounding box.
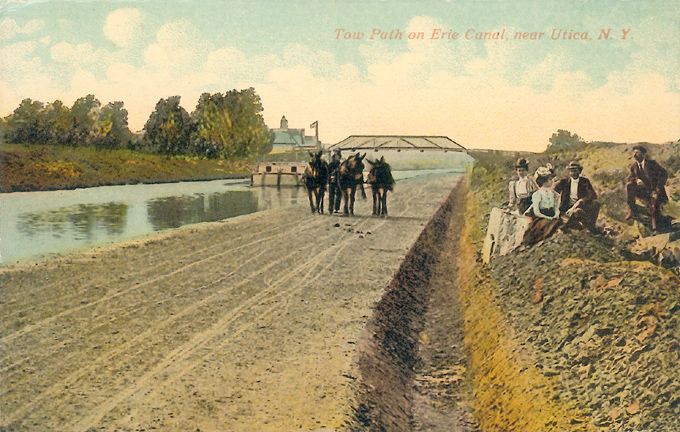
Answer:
[554,161,600,232]
[625,145,668,231]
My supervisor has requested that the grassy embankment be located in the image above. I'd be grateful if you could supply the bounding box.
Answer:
[458,154,591,432]
[0,143,254,192]
[457,143,679,431]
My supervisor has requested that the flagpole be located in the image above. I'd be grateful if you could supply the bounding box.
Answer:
[310,121,319,149]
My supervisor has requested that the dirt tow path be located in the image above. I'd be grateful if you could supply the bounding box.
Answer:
[1,173,461,432]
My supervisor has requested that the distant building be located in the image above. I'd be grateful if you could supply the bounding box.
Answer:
[269,115,320,153]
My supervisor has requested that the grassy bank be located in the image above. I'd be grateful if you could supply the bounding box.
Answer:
[461,143,679,431]
[457,189,591,432]
[0,143,253,192]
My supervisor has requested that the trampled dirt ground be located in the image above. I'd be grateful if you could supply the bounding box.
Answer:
[0,173,464,431]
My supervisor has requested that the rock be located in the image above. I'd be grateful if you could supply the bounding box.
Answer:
[588,275,607,290]
[608,406,624,421]
[631,233,670,255]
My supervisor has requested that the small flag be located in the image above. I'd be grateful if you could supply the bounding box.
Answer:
[310,121,318,129]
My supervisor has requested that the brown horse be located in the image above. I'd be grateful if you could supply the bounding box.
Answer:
[337,152,366,216]
[366,156,395,217]
[303,151,329,214]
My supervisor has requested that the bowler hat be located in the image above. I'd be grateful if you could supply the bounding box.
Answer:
[566,161,583,171]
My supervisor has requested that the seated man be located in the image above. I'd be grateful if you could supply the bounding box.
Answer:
[625,145,668,231]
[554,161,600,232]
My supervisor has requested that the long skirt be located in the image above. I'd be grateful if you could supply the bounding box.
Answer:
[523,208,560,246]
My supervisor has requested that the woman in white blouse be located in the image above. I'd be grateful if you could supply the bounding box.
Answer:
[527,175,560,219]
[523,168,561,246]
[508,158,538,214]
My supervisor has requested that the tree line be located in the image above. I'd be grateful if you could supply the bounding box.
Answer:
[0,87,273,158]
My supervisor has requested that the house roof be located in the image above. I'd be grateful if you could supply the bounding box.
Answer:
[272,130,304,146]
[327,135,467,152]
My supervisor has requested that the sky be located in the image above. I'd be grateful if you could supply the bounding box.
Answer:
[0,0,678,151]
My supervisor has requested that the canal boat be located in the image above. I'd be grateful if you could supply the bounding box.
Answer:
[250,161,307,187]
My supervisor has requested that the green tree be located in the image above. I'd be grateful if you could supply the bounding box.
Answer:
[224,87,272,157]
[0,117,6,143]
[143,96,192,154]
[190,92,232,158]
[92,101,132,149]
[70,95,101,146]
[42,100,72,144]
[547,129,586,152]
[4,98,44,143]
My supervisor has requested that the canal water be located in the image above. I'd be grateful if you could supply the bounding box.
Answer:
[0,170,461,265]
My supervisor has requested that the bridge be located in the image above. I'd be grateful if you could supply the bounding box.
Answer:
[327,135,468,153]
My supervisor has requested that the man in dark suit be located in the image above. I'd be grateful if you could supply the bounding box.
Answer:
[554,161,600,232]
[327,149,342,213]
[625,145,668,231]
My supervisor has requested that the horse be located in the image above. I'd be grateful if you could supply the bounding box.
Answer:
[337,152,366,216]
[366,156,395,217]
[303,150,329,214]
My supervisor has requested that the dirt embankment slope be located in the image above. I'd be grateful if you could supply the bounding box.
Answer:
[462,144,679,432]
[0,173,462,431]
[347,181,479,432]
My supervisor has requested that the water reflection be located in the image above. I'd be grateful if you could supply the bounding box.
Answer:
[256,186,303,209]
[17,203,128,240]
[2,181,309,264]
[147,191,259,230]
[2,171,460,264]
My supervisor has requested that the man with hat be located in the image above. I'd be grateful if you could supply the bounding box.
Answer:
[625,145,668,231]
[327,149,343,214]
[508,158,538,215]
[553,161,600,232]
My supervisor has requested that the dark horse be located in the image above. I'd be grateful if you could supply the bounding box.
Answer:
[303,151,329,214]
[337,152,366,215]
[366,156,395,217]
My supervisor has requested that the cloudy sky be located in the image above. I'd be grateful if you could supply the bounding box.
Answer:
[1,0,678,151]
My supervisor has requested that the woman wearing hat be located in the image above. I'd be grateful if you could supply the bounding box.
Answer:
[522,166,560,246]
[553,161,600,232]
[508,158,538,214]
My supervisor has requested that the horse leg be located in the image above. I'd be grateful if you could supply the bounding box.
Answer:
[343,188,350,215]
[307,188,316,213]
[318,188,325,214]
[372,188,378,216]
[382,190,388,217]
[359,182,367,200]
[313,188,319,214]
[349,186,356,215]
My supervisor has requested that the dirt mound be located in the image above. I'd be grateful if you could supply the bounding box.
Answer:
[489,231,680,431]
